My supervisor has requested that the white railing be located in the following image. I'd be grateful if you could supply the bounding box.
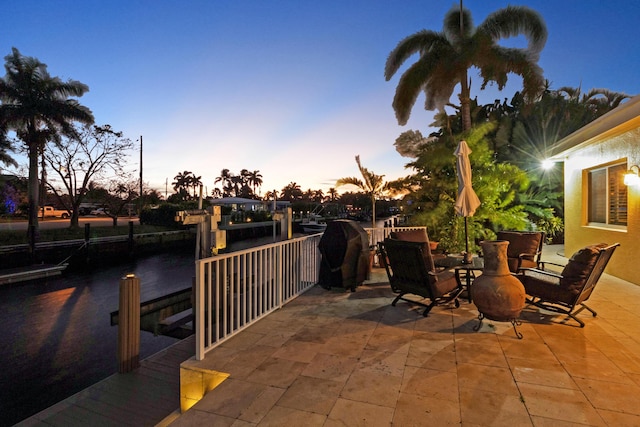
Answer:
[194,233,322,360]
[193,225,425,360]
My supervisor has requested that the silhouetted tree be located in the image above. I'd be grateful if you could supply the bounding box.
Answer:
[0,48,93,256]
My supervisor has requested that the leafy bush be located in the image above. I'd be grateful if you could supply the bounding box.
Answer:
[140,203,196,227]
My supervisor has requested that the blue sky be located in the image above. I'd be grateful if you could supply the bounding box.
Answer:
[2,1,639,197]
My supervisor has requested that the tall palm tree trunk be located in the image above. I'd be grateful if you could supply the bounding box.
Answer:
[371,193,376,230]
[460,69,472,132]
[27,143,40,261]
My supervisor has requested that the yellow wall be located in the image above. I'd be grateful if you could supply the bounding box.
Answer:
[563,128,640,285]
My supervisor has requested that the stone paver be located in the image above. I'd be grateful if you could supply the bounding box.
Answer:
[165,245,640,426]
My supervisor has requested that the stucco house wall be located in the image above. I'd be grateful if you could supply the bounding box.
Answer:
[549,95,640,285]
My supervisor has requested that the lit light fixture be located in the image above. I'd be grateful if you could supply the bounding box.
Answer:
[624,165,640,186]
[541,159,555,170]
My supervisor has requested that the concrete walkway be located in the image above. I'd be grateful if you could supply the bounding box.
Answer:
[168,245,640,426]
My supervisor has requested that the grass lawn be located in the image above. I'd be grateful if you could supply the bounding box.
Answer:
[0,224,188,246]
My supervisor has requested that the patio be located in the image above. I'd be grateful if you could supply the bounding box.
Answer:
[167,245,640,426]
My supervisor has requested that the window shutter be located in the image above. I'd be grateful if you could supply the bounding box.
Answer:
[609,164,627,225]
[588,169,606,223]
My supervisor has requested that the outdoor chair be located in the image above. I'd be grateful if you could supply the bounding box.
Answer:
[378,238,463,316]
[389,228,446,267]
[517,242,619,327]
[496,230,545,273]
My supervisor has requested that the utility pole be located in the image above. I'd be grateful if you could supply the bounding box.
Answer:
[139,135,143,215]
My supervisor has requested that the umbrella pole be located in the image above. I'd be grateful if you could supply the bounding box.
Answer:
[463,216,471,264]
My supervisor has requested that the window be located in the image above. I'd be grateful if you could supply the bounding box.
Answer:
[587,162,627,226]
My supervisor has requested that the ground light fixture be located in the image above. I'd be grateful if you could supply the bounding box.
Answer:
[624,165,640,186]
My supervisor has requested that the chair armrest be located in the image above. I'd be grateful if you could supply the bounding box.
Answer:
[520,268,562,280]
[429,269,455,281]
[517,250,540,260]
[537,261,565,271]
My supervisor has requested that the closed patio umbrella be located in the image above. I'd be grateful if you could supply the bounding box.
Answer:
[454,140,481,262]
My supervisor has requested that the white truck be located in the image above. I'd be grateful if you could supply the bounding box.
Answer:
[40,206,71,219]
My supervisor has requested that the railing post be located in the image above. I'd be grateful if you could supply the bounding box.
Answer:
[84,223,91,264]
[118,274,140,373]
[128,221,134,256]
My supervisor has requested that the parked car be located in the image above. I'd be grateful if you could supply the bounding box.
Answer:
[90,208,107,216]
[39,206,71,219]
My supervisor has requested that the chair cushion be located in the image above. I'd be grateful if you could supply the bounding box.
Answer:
[431,270,458,297]
[560,243,607,294]
[522,273,576,305]
[389,229,435,272]
[496,231,542,260]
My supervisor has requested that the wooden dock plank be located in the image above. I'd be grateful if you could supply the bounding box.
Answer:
[16,335,195,427]
[0,264,67,285]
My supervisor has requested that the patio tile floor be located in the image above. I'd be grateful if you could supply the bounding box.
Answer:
[167,245,640,426]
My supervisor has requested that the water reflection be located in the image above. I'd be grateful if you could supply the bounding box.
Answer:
[0,249,196,426]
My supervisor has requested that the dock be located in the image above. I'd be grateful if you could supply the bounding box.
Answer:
[17,335,195,426]
[0,263,67,285]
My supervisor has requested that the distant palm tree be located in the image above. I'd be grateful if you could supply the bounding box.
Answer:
[281,182,302,202]
[303,189,314,202]
[248,169,263,197]
[337,155,387,229]
[327,187,338,202]
[211,187,223,198]
[385,4,547,131]
[214,169,233,197]
[172,170,191,194]
[237,169,253,198]
[190,173,202,198]
[0,48,94,256]
[230,175,244,197]
[313,189,324,203]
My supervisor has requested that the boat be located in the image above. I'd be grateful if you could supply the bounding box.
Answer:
[301,214,327,234]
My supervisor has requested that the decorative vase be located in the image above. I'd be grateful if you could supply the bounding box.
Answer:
[471,240,526,338]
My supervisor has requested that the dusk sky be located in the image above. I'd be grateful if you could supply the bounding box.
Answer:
[2,1,639,197]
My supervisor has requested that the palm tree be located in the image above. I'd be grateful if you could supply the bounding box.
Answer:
[172,170,191,198]
[190,173,202,198]
[312,189,324,203]
[0,48,94,257]
[211,187,223,198]
[327,187,338,202]
[263,189,277,201]
[214,169,233,197]
[0,126,16,167]
[248,170,263,197]
[336,155,387,229]
[384,4,547,131]
[281,182,302,202]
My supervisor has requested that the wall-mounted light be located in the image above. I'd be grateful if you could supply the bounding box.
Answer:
[541,159,555,170]
[624,165,640,186]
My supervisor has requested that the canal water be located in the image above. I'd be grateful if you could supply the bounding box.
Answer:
[0,249,196,426]
[1,221,387,425]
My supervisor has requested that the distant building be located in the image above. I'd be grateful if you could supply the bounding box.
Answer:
[547,95,640,285]
[208,197,290,212]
